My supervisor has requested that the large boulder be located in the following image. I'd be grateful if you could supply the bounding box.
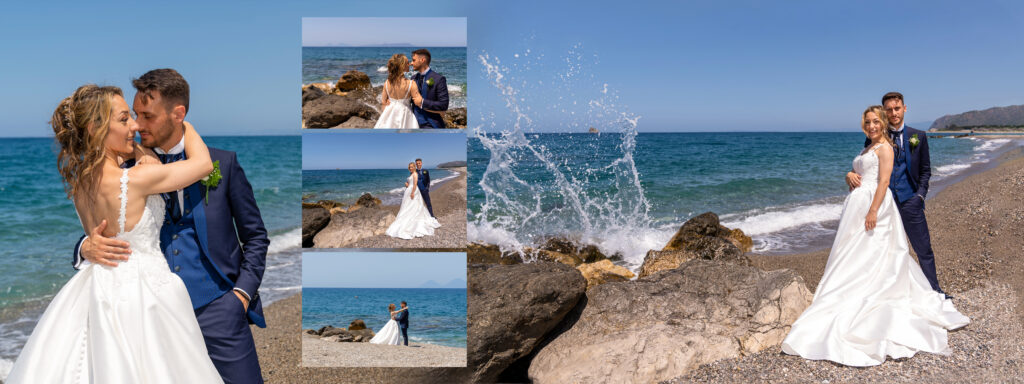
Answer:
[348,319,367,331]
[662,212,727,251]
[444,107,468,128]
[335,70,371,92]
[302,93,377,128]
[349,328,375,342]
[576,260,635,289]
[302,84,326,106]
[468,262,587,383]
[301,205,330,248]
[355,193,382,208]
[312,207,395,248]
[528,259,813,384]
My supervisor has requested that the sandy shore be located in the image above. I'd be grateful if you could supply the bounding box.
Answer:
[669,144,1024,383]
[302,334,466,368]
[349,167,467,249]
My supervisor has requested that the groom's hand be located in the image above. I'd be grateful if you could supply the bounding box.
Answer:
[233,290,250,313]
[81,220,131,267]
[845,171,861,190]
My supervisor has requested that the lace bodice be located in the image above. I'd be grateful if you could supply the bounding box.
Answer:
[114,168,167,260]
[852,143,883,190]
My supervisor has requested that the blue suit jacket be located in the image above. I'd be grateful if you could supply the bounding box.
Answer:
[396,308,409,329]
[417,168,431,192]
[412,69,449,128]
[74,147,269,327]
[863,125,932,198]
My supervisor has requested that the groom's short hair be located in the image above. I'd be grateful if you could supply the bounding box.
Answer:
[412,49,431,65]
[882,92,904,105]
[415,158,422,162]
[132,68,190,113]
[400,301,407,306]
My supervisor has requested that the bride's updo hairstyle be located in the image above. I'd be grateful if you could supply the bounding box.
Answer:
[862,105,892,145]
[387,54,410,86]
[51,84,124,199]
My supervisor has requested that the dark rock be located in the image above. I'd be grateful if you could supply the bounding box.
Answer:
[467,243,523,264]
[638,249,697,278]
[304,329,318,335]
[443,107,468,128]
[355,193,382,208]
[663,212,728,251]
[302,93,377,128]
[335,70,372,92]
[302,85,326,106]
[685,236,750,266]
[348,319,367,331]
[529,259,813,383]
[468,262,587,383]
[320,326,348,338]
[302,205,330,248]
[540,237,613,263]
[349,328,375,342]
[336,116,374,128]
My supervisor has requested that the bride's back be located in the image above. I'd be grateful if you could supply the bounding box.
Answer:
[387,79,412,101]
[75,163,152,238]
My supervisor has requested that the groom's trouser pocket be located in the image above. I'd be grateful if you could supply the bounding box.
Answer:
[195,291,264,383]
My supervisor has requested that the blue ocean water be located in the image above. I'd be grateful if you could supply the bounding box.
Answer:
[302,47,467,109]
[303,168,459,206]
[468,132,1023,268]
[0,136,302,373]
[302,287,466,348]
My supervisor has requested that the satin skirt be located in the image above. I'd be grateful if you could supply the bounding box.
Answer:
[781,185,969,366]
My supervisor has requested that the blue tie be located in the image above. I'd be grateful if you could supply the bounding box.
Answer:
[158,152,185,164]
[157,152,185,221]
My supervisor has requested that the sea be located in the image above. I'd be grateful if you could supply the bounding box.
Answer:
[302,47,468,109]
[302,287,467,348]
[0,136,302,377]
[302,168,460,206]
[468,132,1024,270]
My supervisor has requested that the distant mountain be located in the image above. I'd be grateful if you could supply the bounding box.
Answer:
[442,278,466,288]
[930,104,1024,130]
[437,160,467,168]
[419,280,441,288]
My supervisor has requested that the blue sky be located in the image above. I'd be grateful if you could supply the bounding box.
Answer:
[2,1,1022,136]
[303,17,466,47]
[303,252,467,288]
[302,132,466,170]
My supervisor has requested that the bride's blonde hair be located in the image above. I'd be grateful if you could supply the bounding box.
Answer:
[387,54,409,86]
[388,303,396,311]
[52,84,124,199]
[862,105,892,146]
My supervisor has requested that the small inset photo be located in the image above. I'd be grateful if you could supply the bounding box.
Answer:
[301,252,467,367]
[302,132,467,249]
[301,17,467,129]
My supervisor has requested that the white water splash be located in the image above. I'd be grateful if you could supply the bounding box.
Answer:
[470,47,668,270]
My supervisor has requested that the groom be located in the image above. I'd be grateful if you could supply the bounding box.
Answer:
[73,69,268,383]
[846,92,946,298]
[396,301,410,346]
[410,49,450,128]
[416,158,435,217]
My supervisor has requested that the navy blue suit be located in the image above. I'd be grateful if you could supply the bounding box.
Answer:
[74,147,268,384]
[417,168,434,217]
[395,307,409,346]
[412,69,449,128]
[864,126,941,292]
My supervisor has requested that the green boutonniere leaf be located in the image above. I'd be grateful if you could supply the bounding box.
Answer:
[200,160,222,205]
[426,78,435,87]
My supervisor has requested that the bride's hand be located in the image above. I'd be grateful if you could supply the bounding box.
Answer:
[865,210,878,231]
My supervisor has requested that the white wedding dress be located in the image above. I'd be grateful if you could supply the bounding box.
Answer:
[368,317,402,345]
[374,79,419,129]
[7,169,223,383]
[781,144,970,366]
[385,173,441,239]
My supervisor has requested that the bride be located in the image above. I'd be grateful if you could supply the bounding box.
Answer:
[385,162,441,239]
[781,105,969,366]
[374,53,423,129]
[7,85,222,382]
[368,303,407,345]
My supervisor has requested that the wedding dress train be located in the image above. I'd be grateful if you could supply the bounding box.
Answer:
[781,144,969,366]
[368,319,402,345]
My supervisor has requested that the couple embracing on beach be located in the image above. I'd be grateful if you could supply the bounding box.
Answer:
[374,48,451,129]
[369,301,412,346]
[781,92,970,366]
[7,69,268,383]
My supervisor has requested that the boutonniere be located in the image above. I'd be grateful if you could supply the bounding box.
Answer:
[909,134,920,149]
[426,78,435,87]
[200,160,222,204]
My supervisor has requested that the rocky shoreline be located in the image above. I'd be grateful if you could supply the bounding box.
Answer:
[302,70,466,129]
[303,167,467,249]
